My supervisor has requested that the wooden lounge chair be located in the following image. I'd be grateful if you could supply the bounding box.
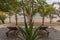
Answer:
[6,27,19,37]
[38,25,49,37]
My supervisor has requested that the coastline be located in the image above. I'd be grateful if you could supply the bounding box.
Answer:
[5,18,59,23]
[0,18,60,29]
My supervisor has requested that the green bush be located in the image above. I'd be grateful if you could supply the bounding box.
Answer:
[18,22,40,40]
[0,15,7,24]
[57,20,60,22]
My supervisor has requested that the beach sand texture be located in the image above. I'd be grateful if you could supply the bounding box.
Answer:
[5,18,59,23]
[0,18,60,40]
[4,18,60,26]
[0,27,60,40]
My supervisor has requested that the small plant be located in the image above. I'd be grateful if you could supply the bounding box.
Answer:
[18,21,40,40]
[0,15,7,24]
[57,20,60,22]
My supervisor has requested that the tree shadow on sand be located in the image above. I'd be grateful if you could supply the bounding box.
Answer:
[0,27,60,40]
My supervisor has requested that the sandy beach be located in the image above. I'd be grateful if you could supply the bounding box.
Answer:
[5,18,59,23]
[0,25,60,40]
[3,18,60,26]
[0,18,60,40]
[0,18,59,30]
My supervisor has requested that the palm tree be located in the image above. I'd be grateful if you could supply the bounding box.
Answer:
[49,14,55,24]
[37,1,54,25]
[24,0,38,25]
[47,5,55,24]
[37,1,49,25]
[6,11,14,23]
[0,11,7,24]
[6,0,21,25]
[0,0,21,25]
[19,0,37,25]
[0,0,10,12]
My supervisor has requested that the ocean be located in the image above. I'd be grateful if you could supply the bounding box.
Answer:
[11,13,59,18]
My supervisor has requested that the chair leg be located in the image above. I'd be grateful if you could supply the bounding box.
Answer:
[45,30,49,37]
[6,30,12,37]
[47,32,49,37]
[6,32,8,37]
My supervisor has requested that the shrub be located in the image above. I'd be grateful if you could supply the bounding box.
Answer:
[0,15,7,24]
[18,22,40,40]
[57,20,60,22]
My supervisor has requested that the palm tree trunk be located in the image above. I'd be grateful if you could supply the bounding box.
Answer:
[15,13,18,25]
[22,0,28,28]
[50,17,52,24]
[1,20,5,24]
[29,0,33,24]
[27,16,30,24]
[22,7,28,31]
[49,14,52,24]
[9,16,11,23]
[58,14,60,19]
[29,15,33,24]
[27,16,33,25]
[42,16,45,25]
[23,8,27,24]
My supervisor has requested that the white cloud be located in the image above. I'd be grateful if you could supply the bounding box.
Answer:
[46,0,60,4]
[46,0,60,9]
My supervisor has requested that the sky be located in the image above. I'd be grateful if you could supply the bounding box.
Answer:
[46,0,60,4]
[46,0,60,9]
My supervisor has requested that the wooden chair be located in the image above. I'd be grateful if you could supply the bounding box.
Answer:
[38,25,49,37]
[6,27,19,37]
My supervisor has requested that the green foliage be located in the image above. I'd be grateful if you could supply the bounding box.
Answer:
[6,0,21,13]
[37,1,48,16]
[37,1,54,17]
[57,20,60,22]
[5,0,21,25]
[20,0,37,16]
[0,0,21,13]
[18,22,40,40]
[0,15,7,24]
[6,11,14,16]
[25,6,31,16]
[0,0,55,39]
[0,15,7,20]
[0,0,10,12]
[18,4,40,39]
[37,1,55,25]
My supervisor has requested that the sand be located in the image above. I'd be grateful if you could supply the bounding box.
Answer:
[0,18,60,40]
[0,18,60,29]
[0,27,60,40]
[5,18,59,23]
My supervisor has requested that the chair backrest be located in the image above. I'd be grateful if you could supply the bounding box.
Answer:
[39,27,48,30]
[39,25,48,30]
[7,27,18,30]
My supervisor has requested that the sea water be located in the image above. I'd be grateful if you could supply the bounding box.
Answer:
[11,13,41,18]
[11,13,59,19]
